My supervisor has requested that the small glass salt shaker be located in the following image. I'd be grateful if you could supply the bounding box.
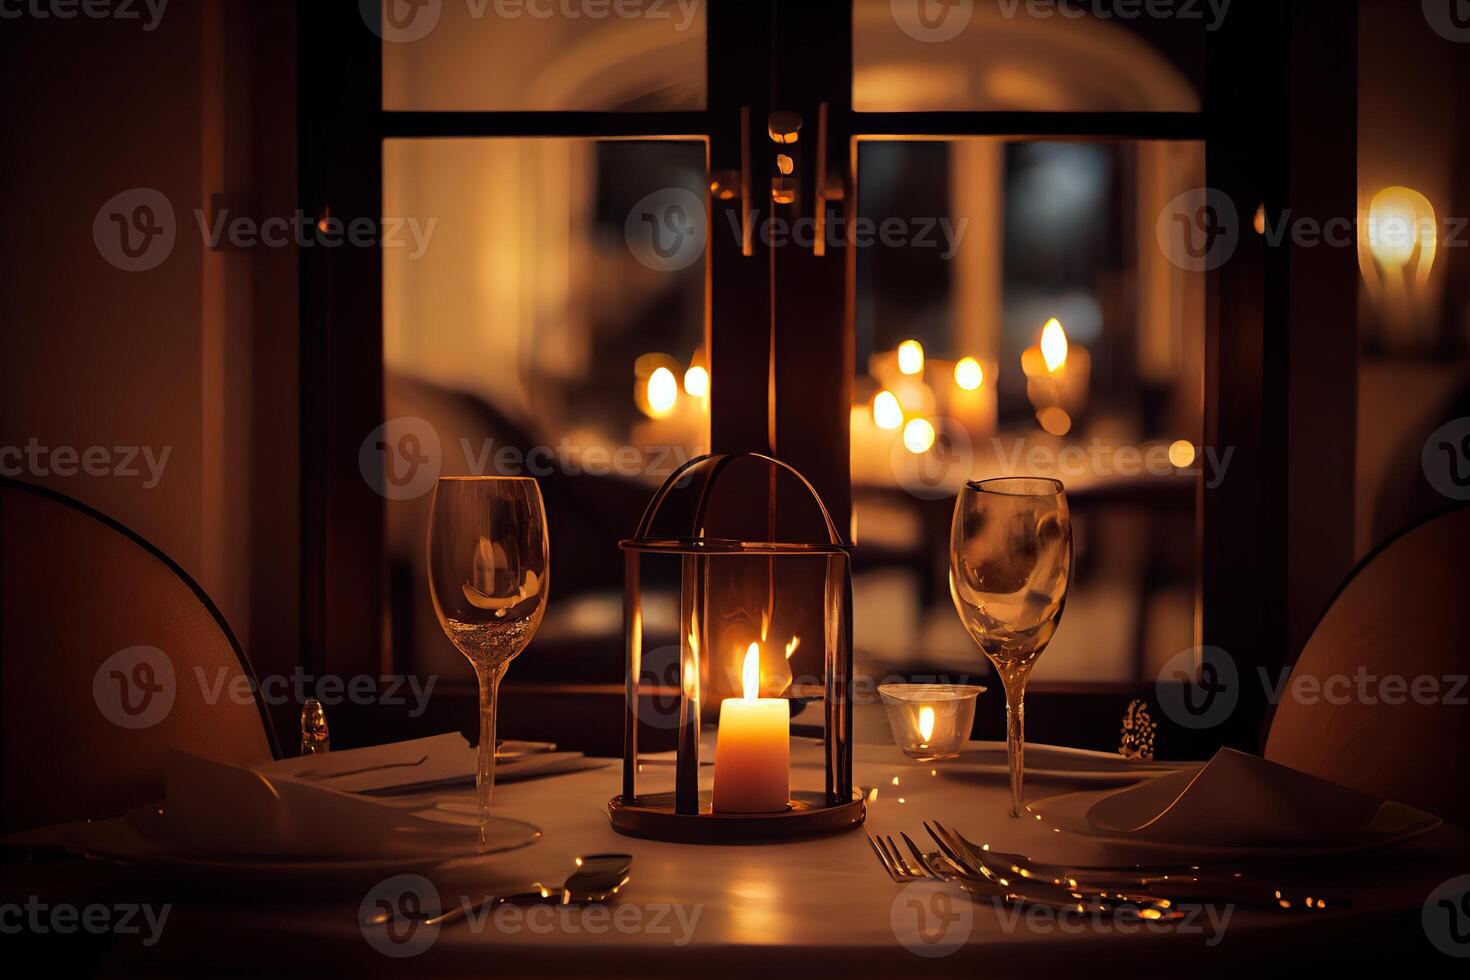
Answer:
[300,698,330,756]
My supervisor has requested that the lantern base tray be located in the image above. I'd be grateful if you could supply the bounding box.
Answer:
[607,789,866,844]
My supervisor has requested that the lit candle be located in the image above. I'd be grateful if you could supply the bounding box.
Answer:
[941,357,998,436]
[712,643,790,813]
[1021,318,1091,419]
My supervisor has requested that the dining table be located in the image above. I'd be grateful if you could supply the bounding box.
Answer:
[5,711,1468,977]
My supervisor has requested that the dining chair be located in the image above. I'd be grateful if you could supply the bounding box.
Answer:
[1264,504,1470,827]
[0,478,277,832]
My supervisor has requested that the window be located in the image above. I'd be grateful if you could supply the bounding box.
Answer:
[382,137,709,680]
[306,0,1284,754]
[850,138,1205,686]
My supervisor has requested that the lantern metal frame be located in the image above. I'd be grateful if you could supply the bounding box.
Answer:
[607,452,864,844]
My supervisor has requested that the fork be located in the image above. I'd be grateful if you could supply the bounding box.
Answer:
[866,830,1182,918]
[930,819,1224,885]
[866,829,943,883]
[925,820,1347,912]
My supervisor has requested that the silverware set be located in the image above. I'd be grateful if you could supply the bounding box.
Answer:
[869,823,1185,919]
[867,820,1344,916]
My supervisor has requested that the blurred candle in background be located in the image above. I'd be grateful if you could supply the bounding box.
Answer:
[940,356,998,436]
[1022,318,1090,419]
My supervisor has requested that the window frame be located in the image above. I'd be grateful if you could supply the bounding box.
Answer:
[298,0,1358,756]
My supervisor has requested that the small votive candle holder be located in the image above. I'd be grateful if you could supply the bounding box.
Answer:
[878,684,984,762]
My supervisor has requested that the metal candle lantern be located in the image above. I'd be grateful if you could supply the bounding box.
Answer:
[607,453,865,844]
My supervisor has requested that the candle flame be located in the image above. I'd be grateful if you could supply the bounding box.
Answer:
[683,365,710,398]
[784,636,800,660]
[872,390,903,430]
[954,357,984,391]
[918,705,936,743]
[646,367,678,417]
[897,340,925,376]
[1041,319,1068,373]
[742,642,760,700]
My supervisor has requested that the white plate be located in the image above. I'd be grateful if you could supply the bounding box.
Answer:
[56,804,540,876]
[1027,785,1443,861]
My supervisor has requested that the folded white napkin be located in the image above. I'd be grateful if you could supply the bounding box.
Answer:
[155,735,608,858]
[160,750,474,858]
[260,733,606,795]
[1083,748,1409,848]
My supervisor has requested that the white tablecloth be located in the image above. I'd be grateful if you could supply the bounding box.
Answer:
[9,735,1468,976]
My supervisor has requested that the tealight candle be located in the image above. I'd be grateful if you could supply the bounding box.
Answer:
[713,643,790,813]
[878,684,984,762]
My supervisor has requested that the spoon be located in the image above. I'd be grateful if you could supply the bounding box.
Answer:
[361,853,633,929]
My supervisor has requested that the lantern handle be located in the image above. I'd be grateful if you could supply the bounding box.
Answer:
[631,452,848,548]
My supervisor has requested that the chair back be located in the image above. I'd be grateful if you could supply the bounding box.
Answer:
[1264,506,1470,826]
[1,479,276,831]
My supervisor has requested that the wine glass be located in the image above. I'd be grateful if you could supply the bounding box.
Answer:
[949,478,1071,818]
[428,477,549,849]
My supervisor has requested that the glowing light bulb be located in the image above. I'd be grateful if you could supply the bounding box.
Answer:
[918,705,935,743]
[897,340,925,376]
[1040,319,1068,373]
[647,367,678,417]
[903,418,936,454]
[873,390,904,430]
[954,357,984,391]
[683,365,710,398]
[1366,186,1437,284]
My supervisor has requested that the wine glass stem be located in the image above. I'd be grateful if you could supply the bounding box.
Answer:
[475,662,508,849]
[1003,676,1026,818]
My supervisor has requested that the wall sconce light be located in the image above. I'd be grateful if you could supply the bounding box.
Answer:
[1361,186,1440,349]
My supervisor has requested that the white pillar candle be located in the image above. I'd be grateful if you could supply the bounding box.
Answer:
[712,643,790,814]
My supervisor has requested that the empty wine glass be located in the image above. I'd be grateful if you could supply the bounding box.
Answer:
[428,477,548,849]
[950,478,1071,818]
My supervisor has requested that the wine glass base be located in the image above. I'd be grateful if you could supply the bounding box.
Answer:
[430,808,543,853]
